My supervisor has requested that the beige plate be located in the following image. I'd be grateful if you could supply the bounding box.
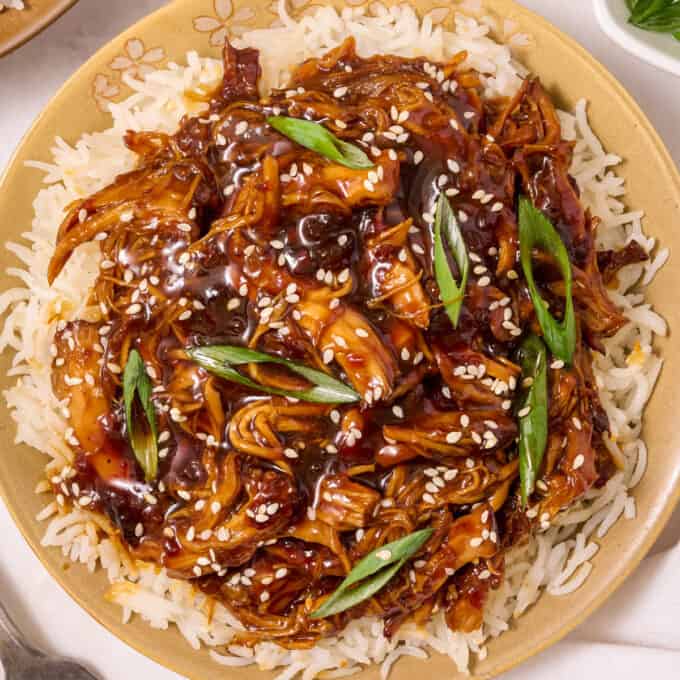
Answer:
[0,1,679,678]
[0,0,78,57]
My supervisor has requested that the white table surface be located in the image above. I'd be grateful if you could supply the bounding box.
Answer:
[1,1,679,679]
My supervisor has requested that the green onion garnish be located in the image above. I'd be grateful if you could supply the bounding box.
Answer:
[626,0,680,41]
[310,528,433,618]
[433,193,469,328]
[516,334,549,507]
[187,345,360,404]
[123,349,159,482]
[518,197,576,365]
[267,116,374,170]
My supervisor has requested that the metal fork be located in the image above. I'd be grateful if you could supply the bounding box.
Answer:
[0,598,100,680]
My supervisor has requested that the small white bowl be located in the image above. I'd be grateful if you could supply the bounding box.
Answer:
[594,0,680,77]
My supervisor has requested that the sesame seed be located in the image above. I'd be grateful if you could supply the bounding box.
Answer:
[491,202,504,212]
[330,410,341,424]
[446,431,462,444]
[518,406,531,418]
[186,526,196,541]
[477,276,491,287]
[355,328,369,338]
[333,86,348,98]
[507,269,519,280]
[572,416,583,431]
[573,454,585,470]
[551,359,565,370]
[275,568,288,579]
[235,121,248,135]
[284,448,299,459]
[469,537,483,547]
[422,492,436,504]
[392,405,404,418]
[363,179,375,192]
[425,482,438,494]
[376,549,392,561]
[413,150,424,165]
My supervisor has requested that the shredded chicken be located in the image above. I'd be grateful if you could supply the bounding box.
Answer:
[46,38,630,647]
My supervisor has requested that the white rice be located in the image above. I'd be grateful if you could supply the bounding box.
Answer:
[0,2,666,677]
[0,0,25,11]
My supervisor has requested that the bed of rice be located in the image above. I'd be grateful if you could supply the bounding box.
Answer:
[0,2,668,677]
[0,1,25,12]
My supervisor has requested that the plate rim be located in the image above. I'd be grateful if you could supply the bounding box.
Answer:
[0,0,79,58]
[0,0,679,678]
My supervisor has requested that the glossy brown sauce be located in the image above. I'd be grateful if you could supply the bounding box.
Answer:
[46,39,642,645]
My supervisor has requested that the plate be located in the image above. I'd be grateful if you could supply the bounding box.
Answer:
[594,0,680,77]
[0,1,679,678]
[0,0,78,57]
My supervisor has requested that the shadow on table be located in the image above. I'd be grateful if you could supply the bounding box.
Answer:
[0,558,53,652]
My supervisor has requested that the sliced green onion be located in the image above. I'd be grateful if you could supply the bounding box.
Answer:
[267,116,374,169]
[187,345,360,404]
[123,349,159,482]
[310,528,433,619]
[433,193,469,328]
[516,334,549,507]
[627,0,680,39]
[518,197,576,365]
